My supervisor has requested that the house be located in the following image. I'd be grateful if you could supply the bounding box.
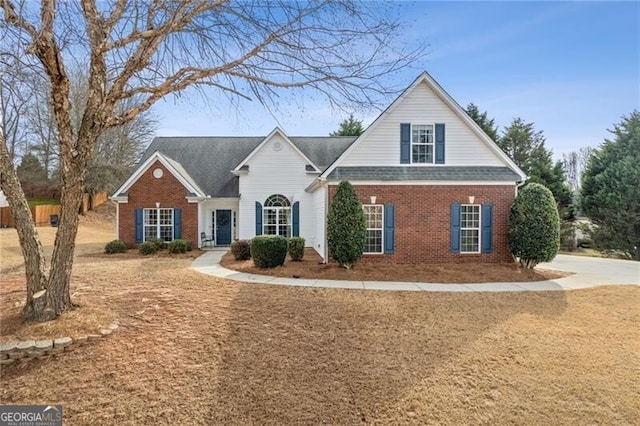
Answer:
[111,72,526,263]
[0,190,8,208]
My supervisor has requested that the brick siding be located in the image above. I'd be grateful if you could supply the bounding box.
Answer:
[328,184,515,263]
[118,160,198,247]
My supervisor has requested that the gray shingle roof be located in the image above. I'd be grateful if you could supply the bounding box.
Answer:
[138,136,356,197]
[327,166,522,182]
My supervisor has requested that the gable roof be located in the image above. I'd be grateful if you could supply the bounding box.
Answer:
[130,135,356,197]
[234,127,322,172]
[112,151,206,198]
[322,71,527,181]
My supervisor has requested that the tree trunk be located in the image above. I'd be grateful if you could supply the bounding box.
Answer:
[0,136,49,318]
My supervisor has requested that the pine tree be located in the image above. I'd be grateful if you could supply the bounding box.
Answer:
[581,111,640,259]
[330,114,364,136]
[465,103,499,142]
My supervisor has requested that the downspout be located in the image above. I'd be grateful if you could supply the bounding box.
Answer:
[111,199,119,240]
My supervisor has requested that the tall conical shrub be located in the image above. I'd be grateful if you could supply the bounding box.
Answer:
[327,181,366,269]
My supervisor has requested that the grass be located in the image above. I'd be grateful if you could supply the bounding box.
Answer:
[1,208,638,424]
[27,198,61,207]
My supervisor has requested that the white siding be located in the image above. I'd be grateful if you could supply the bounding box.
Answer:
[341,81,503,167]
[198,198,239,246]
[0,190,8,208]
[312,185,327,259]
[238,133,316,246]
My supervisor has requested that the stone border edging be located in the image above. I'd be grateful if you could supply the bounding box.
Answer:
[0,322,119,365]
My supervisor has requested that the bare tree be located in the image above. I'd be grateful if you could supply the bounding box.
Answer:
[0,55,31,161]
[0,0,422,321]
[562,146,595,191]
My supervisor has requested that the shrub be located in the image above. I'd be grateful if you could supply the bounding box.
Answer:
[327,181,366,269]
[251,236,287,268]
[185,240,193,251]
[288,237,305,261]
[231,240,251,260]
[147,237,165,251]
[508,183,560,268]
[139,241,158,255]
[168,239,188,254]
[104,239,127,254]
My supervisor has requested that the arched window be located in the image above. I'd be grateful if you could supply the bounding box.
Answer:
[264,194,291,237]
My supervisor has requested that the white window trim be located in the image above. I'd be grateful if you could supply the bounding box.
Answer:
[411,123,435,165]
[263,195,292,237]
[143,207,174,242]
[363,204,384,254]
[460,204,481,254]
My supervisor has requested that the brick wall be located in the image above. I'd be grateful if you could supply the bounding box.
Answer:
[328,184,516,264]
[118,161,198,247]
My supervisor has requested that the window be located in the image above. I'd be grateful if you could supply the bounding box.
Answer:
[363,204,383,253]
[264,194,291,237]
[411,124,434,164]
[460,204,480,253]
[143,208,174,242]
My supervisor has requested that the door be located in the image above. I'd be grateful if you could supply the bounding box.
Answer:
[215,209,232,245]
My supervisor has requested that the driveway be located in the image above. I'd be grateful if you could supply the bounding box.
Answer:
[539,254,640,286]
[193,251,639,292]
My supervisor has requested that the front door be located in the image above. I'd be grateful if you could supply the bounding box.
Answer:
[215,209,232,245]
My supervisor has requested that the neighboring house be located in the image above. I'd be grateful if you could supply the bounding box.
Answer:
[111,72,526,263]
[0,190,8,208]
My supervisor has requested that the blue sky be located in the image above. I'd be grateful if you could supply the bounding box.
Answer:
[153,1,639,159]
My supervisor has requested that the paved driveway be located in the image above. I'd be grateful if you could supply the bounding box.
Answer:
[540,254,640,286]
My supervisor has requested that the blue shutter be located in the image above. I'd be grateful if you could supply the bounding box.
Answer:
[173,208,182,240]
[481,203,493,253]
[435,123,445,164]
[135,208,143,243]
[450,203,461,253]
[384,204,395,254]
[255,202,262,235]
[400,123,411,164]
[292,201,300,237]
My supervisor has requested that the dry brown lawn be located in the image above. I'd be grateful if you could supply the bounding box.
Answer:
[1,209,639,425]
[221,249,567,283]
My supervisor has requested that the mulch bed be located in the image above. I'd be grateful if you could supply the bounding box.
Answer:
[220,249,568,283]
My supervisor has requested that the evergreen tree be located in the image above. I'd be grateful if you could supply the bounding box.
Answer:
[509,183,560,268]
[500,118,573,220]
[330,114,364,136]
[327,181,366,268]
[16,152,48,185]
[465,103,499,142]
[581,111,640,260]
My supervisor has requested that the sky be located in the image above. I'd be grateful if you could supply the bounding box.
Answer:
[152,1,639,160]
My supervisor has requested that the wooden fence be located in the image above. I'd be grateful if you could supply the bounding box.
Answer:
[0,205,62,228]
[0,192,108,228]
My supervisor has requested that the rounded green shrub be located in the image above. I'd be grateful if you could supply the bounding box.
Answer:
[168,239,188,254]
[139,241,158,255]
[327,181,366,269]
[231,240,251,260]
[287,237,305,261]
[185,240,193,251]
[104,239,127,254]
[250,236,287,268]
[147,237,165,251]
[509,183,560,268]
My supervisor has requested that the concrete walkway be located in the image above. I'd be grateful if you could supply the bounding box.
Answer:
[191,250,640,292]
